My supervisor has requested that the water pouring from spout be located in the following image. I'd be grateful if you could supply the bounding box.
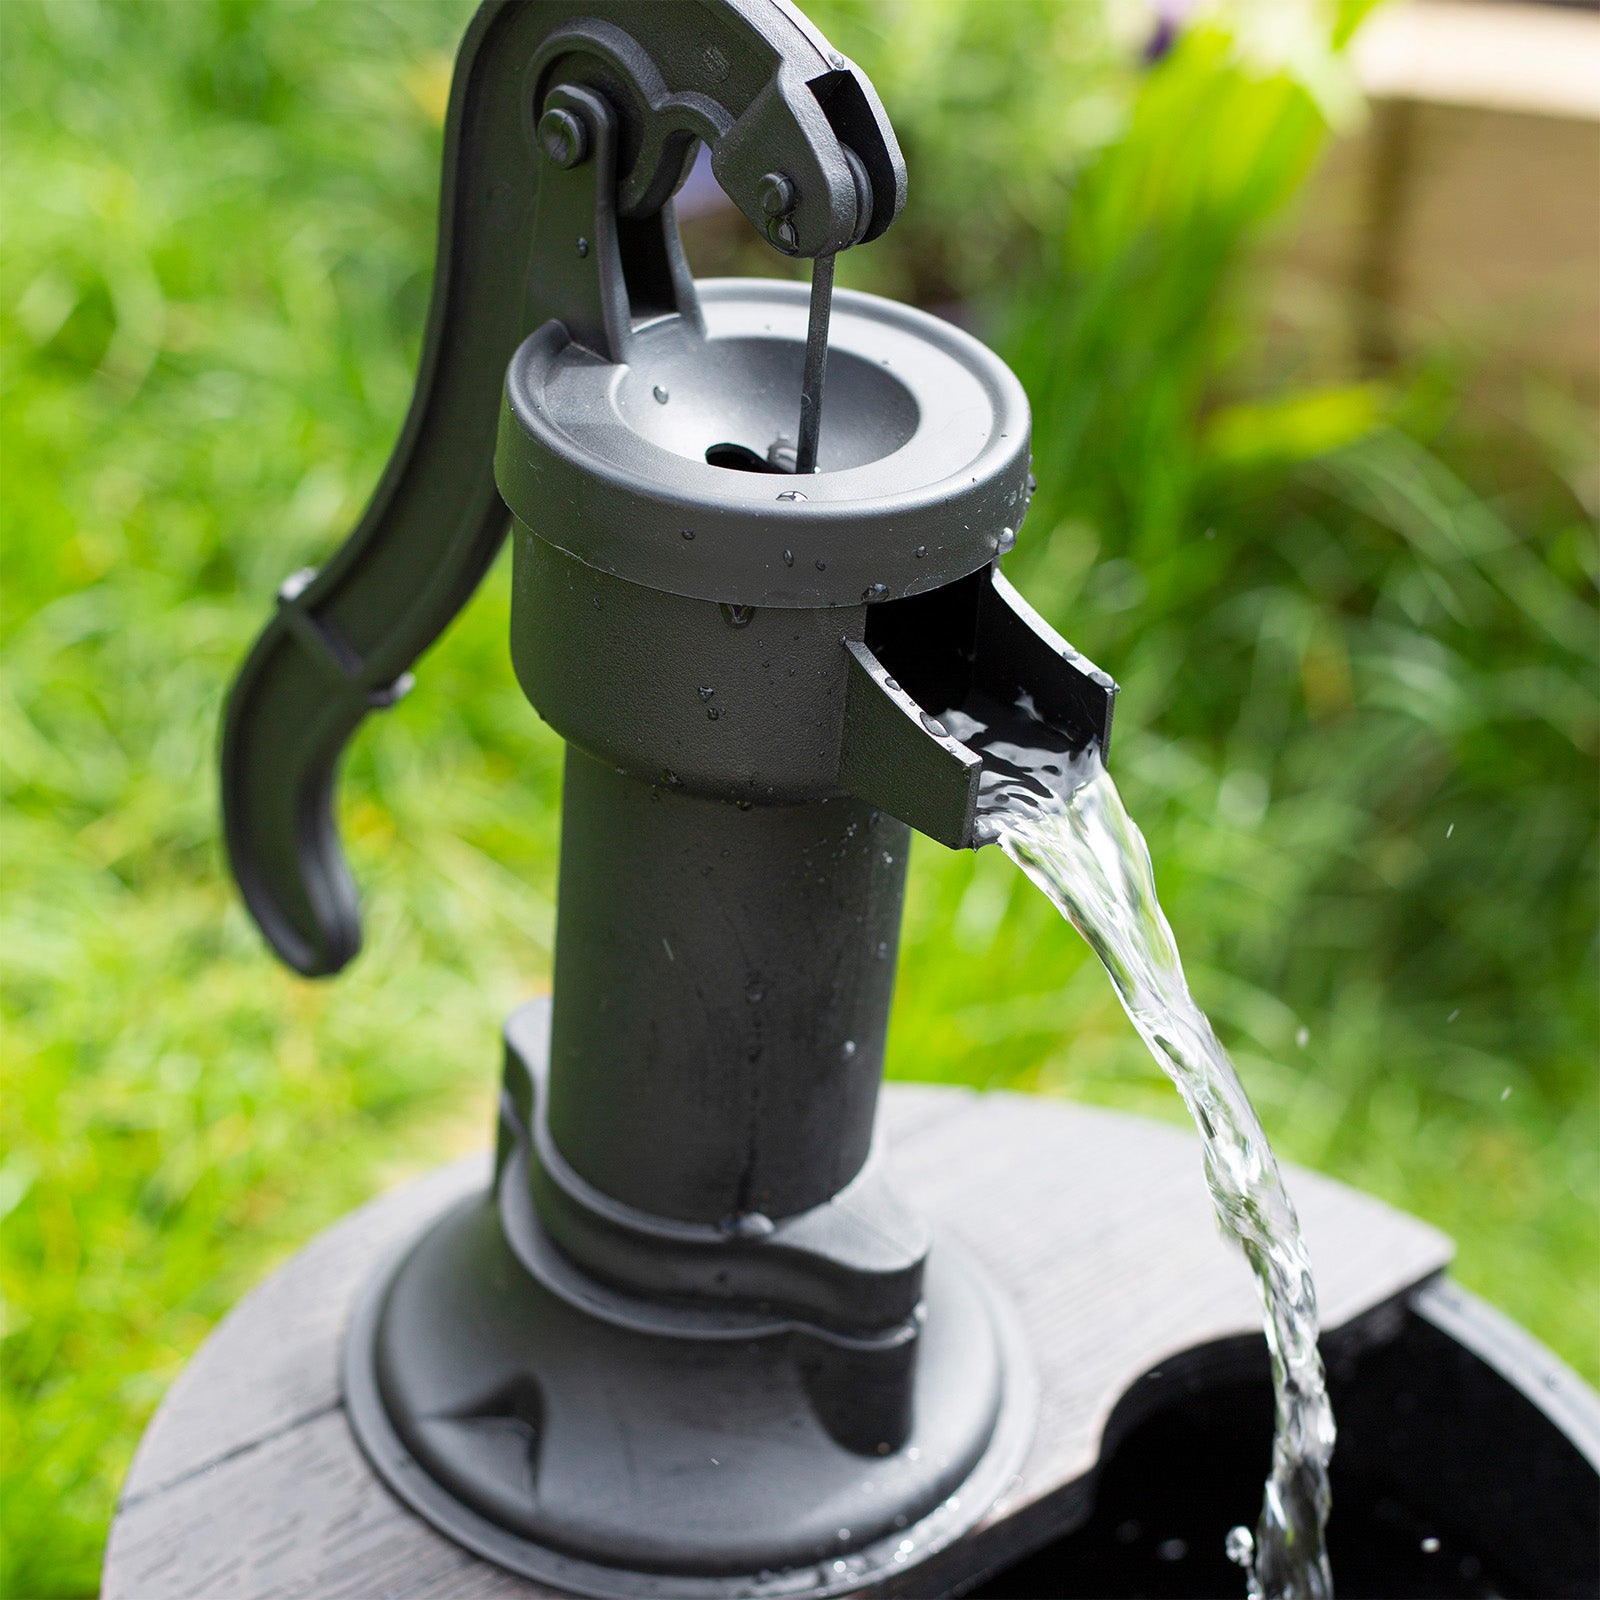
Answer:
[941,695,1336,1598]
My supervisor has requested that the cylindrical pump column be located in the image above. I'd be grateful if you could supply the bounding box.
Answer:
[547,748,910,1224]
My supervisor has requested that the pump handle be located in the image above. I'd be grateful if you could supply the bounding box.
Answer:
[221,0,905,976]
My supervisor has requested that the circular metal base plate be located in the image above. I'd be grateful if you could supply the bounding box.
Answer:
[344,1193,1035,1600]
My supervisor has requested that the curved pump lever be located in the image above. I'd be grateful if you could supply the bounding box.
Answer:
[221,0,906,976]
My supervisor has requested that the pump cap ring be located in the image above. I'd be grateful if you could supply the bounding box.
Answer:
[496,280,1033,609]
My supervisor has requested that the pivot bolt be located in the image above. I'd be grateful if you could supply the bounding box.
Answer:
[755,171,796,218]
[538,107,589,169]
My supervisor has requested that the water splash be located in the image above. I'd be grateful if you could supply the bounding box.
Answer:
[943,698,1335,1599]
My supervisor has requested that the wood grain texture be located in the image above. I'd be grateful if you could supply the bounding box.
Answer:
[105,1073,1451,1600]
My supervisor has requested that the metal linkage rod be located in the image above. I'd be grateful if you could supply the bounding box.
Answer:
[795,252,835,475]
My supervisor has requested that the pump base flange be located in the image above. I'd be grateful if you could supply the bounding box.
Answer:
[343,1189,1034,1599]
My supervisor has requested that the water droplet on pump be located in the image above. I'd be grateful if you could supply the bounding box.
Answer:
[777,489,807,502]
[842,1040,856,1058]
[707,707,721,720]
[913,544,927,558]
[652,384,669,404]
[919,712,947,737]
[814,558,827,572]
[862,583,889,601]
[698,686,714,700]
[681,528,695,540]
[996,526,1017,553]
[783,548,794,566]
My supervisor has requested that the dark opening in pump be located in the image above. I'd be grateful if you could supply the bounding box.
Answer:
[705,441,788,474]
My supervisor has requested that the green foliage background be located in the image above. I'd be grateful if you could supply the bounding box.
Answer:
[1,1,1594,1594]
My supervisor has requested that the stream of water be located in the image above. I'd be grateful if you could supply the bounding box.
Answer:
[939,693,1336,1599]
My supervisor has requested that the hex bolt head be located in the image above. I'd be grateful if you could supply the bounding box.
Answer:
[755,171,796,219]
[538,107,589,169]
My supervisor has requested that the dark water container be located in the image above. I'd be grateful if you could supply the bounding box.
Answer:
[974,1281,1600,1600]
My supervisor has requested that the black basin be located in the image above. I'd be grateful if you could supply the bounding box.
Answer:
[971,1279,1599,1600]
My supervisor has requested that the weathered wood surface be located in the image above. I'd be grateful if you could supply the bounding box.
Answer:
[104,1082,1451,1600]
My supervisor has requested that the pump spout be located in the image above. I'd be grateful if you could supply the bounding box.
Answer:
[838,567,1116,849]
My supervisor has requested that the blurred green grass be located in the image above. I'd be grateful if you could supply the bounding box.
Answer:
[1,1,1595,1595]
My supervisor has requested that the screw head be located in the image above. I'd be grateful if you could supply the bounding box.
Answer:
[538,107,588,169]
[755,171,796,219]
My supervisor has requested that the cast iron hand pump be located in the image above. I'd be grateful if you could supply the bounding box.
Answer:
[221,2,1115,1593]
